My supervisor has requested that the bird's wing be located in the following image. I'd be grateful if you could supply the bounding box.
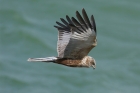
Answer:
[54,8,97,59]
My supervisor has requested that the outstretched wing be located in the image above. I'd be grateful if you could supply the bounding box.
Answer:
[54,8,97,59]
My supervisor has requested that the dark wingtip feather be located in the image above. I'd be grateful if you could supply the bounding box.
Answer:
[82,8,85,11]
[76,10,87,29]
[56,21,67,28]
[82,9,92,28]
[71,17,81,26]
[54,25,61,29]
[66,15,74,25]
[60,18,69,26]
[91,15,96,34]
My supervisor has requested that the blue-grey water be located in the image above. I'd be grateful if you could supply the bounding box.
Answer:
[0,0,140,93]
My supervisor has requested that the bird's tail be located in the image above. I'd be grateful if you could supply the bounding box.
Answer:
[27,57,57,62]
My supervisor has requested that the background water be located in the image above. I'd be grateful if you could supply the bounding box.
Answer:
[0,0,140,93]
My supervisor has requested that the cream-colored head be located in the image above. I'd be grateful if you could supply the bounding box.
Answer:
[86,56,96,69]
[80,56,96,68]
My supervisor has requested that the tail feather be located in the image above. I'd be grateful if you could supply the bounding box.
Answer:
[27,57,57,62]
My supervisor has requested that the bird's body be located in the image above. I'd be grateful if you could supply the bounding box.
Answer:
[28,8,97,69]
[55,56,96,68]
[28,56,96,68]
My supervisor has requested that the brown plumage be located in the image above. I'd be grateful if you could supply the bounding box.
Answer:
[28,8,97,69]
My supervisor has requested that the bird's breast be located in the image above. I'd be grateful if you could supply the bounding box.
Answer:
[55,58,89,67]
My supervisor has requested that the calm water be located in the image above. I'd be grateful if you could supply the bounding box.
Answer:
[0,0,140,93]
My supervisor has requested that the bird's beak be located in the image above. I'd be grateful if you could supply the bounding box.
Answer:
[92,65,96,69]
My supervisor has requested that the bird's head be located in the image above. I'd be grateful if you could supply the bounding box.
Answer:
[87,56,96,69]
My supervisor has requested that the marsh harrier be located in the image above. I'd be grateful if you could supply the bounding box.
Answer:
[28,8,97,69]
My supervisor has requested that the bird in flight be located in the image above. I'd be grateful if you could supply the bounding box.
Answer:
[28,8,97,69]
